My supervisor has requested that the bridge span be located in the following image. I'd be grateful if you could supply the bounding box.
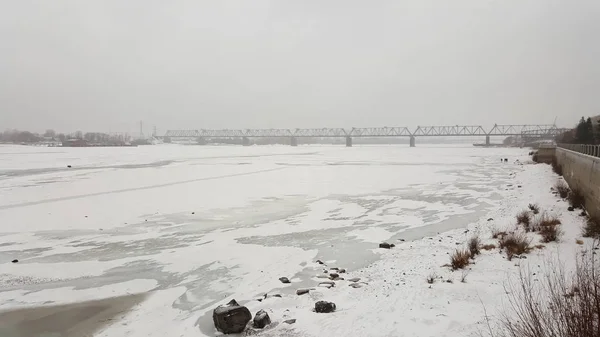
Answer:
[163,124,568,147]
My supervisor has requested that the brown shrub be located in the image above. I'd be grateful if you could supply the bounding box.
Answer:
[468,235,481,258]
[517,210,532,231]
[568,188,585,209]
[528,203,540,215]
[583,216,600,238]
[576,239,584,245]
[540,223,562,243]
[481,243,496,250]
[555,181,570,199]
[450,249,470,270]
[499,232,532,261]
[500,254,600,337]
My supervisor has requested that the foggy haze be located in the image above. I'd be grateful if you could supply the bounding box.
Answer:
[1,0,599,133]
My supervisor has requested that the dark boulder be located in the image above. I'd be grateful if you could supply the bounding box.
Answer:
[315,301,336,313]
[339,268,346,273]
[279,277,290,284]
[568,206,575,212]
[253,310,271,329]
[284,319,297,324]
[213,299,251,334]
[316,260,325,265]
[11,259,18,263]
[379,242,395,249]
[67,165,72,168]
[329,273,339,280]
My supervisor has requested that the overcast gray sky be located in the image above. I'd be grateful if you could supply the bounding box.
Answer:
[0,0,598,133]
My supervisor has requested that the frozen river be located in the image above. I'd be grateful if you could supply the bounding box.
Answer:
[0,144,525,336]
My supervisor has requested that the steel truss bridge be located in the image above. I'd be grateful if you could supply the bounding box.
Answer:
[163,124,568,147]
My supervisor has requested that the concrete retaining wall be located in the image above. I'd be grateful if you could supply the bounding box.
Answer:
[555,148,600,218]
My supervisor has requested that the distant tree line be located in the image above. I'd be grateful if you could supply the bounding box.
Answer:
[556,116,600,145]
[0,129,131,145]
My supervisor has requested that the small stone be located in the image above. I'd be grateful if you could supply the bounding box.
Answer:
[316,260,325,265]
[568,206,574,212]
[284,319,296,324]
[399,239,405,242]
[348,277,361,282]
[315,301,336,313]
[191,212,195,214]
[319,281,335,288]
[349,283,362,288]
[329,273,339,280]
[271,294,282,298]
[11,259,18,263]
[296,288,310,295]
[518,185,522,188]
[279,277,290,284]
[253,309,271,329]
[67,165,72,168]
[487,218,493,221]
[339,268,346,273]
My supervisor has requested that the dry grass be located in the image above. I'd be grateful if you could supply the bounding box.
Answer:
[481,243,497,250]
[555,181,570,199]
[528,203,540,215]
[583,216,600,238]
[492,228,508,239]
[499,232,532,261]
[517,210,532,231]
[426,272,436,284]
[568,188,585,209]
[534,244,545,250]
[460,270,469,283]
[539,222,563,243]
[499,254,600,337]
[468,235,481,258]
[450,249,471,270]
[551,157,563,176]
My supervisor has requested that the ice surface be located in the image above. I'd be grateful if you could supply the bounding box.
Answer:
[1,143,578,337]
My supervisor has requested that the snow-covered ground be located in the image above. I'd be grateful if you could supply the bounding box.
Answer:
[0,144,589,336]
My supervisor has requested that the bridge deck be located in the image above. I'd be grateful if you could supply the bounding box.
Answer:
[164,125,566,138]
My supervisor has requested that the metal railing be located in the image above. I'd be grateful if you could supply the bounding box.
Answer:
[558,143,600,158]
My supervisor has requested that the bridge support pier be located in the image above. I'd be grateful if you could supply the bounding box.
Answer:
[409,136,415,147]
[485,135,490,146]
[242,137,250,146]
[290,136,297,147]
[346,136,352,147]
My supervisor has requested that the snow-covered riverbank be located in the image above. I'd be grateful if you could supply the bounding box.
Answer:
[0,144,587,336]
